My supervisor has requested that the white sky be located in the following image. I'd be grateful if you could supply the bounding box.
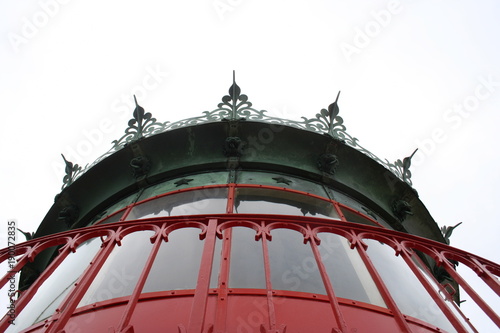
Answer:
[0,0,499,331]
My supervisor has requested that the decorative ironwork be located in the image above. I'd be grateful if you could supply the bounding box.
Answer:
[111,96,168,150]
[318,153,340,175]
[223,137,244,157]
[61,154,82,189]
[57,204,80,228]
[392,199,413,222]
[59,75,418,189]
[440,222,463,245]
[129,156,151,179]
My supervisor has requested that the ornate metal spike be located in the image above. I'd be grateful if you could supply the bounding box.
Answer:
[440,222,462,244]
[61,154,82,189]
[328,91,341,134]
[111,96,168,150]
[402,148,418,182]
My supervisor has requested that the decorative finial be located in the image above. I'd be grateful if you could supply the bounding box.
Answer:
[441,222,462,244]
[328,91,341,134]
[229,70,241,120]
[402,149,418,182]
[61,154,81,189]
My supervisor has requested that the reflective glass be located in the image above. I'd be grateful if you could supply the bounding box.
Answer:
[364,239,457,332]
[6,238,102,333]
[317,233,385,307]
[229,227,266,289]
[268,228,326,294]
[126,188,228,220]
[142,228,204,293]
[339,208,379,227]
[78,231,154,307]
[234,188,339,219]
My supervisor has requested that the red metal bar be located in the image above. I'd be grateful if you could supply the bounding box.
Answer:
[399,248,471,332]
[440,256,500,328]
[260,224,277,332]
[213,227,232,332]
[188,219,218,333]
[470,256,500,297]
[308,228,349,333]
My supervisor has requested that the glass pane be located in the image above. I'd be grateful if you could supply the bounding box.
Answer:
[6,238,102,333]
[78,231,154,307]
[234,188,339,219]
[364,239,457,333]
[98,210,124,225]
[236,171,329,198]
[268,228,326,295]
[317,233,385,307]
[126,188,228,220]
[142,228,204,293]
[229,227,266,289]
[340,208,379,227]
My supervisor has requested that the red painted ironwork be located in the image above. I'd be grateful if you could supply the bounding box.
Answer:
[1,213,498,332]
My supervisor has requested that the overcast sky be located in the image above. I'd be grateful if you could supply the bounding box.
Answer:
[1,0,499,330]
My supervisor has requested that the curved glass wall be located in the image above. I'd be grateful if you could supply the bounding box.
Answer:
[142,228,205,293]
[78,231,155,307]
[7,238,102,333]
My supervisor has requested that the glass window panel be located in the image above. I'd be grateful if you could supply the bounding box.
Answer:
[229,227,266,289]
[126,188,228,220]
[317,233,386,307]
[88,192,140,226]
[236,171,329,197]
[6,238,102,333]
[364,239,457,333]
[340,208,379,227]
[98,210,125,225]
[234,188,339,219]
[268,228,326,295]
[142,228,204,293]
[138,172,230,202]
[78,231,154,307]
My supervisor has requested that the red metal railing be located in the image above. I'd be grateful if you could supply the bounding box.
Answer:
[0,215,498,333]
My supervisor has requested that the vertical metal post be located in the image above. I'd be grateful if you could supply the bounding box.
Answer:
[187,219,218,333]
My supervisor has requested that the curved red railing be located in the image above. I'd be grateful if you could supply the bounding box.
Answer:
[0,214,498,333]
